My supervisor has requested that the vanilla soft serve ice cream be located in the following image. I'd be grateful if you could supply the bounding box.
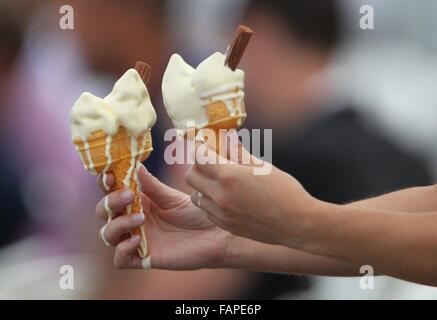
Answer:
[193,52,244,101]
[161,54,205,133]
[71,69,157,141]
[162,52,246,135]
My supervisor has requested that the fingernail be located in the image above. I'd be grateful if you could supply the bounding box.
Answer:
[138,164,150,176]
[228,128,237,136]
[121,189,134,203]
[130,235,141,243]
[131,212,144,223]
[224,130,236,148]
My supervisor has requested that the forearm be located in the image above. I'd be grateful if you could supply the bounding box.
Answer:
[347,185,437,212]
[297,201,437,286]
[224,235,357,276]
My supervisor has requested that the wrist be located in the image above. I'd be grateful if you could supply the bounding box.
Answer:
[282,196,335,252]
[222,234,257,269]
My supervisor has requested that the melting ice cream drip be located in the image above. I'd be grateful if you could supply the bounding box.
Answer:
[75,145,87,170]
[134,157,149,259]
[83,141,97,175]
[124,136,138,215]
[101,135,113,178]
[102,173,110,192]
[124,135,149,258]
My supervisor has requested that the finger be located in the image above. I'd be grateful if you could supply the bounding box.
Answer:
[226,129,255,166]
[193,140,237,179]
[196,129,252,166]
[95,189,135,220]
[103,212,145,246]
[204,128,228,158]
[185,165,218,197]
[97,173,114,193]
[140,193,151,211]
[138,164,185,209]
[113,235,145,269]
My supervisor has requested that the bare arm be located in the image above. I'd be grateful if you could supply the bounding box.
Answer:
[229,192,437,283]
[225,236,358,276]
[348,185,437,212]
[297,202,437,286]
[225,185,437,277]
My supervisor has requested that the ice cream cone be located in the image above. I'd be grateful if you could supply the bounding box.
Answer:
[163,26,253,158]
[73,126,153,258]
[197,88,245,156]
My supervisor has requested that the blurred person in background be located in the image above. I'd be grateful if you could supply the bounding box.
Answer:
[235,0,432,298]
[0,1,102,298]
[0,2,29,249]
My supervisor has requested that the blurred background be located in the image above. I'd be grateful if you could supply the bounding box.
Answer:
[0,0,436,299]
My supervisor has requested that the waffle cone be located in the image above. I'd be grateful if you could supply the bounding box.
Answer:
[199,98,246,156]
[73,127,153,259]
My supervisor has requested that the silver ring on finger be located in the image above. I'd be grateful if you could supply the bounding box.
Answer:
[197,192,202,207]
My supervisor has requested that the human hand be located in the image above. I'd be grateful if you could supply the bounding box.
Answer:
[186,136,320,248]
[95,165,232,270]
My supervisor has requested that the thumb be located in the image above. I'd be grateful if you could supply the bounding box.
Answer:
[137,164,183,209]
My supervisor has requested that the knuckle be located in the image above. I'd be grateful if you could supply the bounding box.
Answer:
[184,167,194,184]
[213,192,229,210]
[95,201,103,218]
[217,171,235,187]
